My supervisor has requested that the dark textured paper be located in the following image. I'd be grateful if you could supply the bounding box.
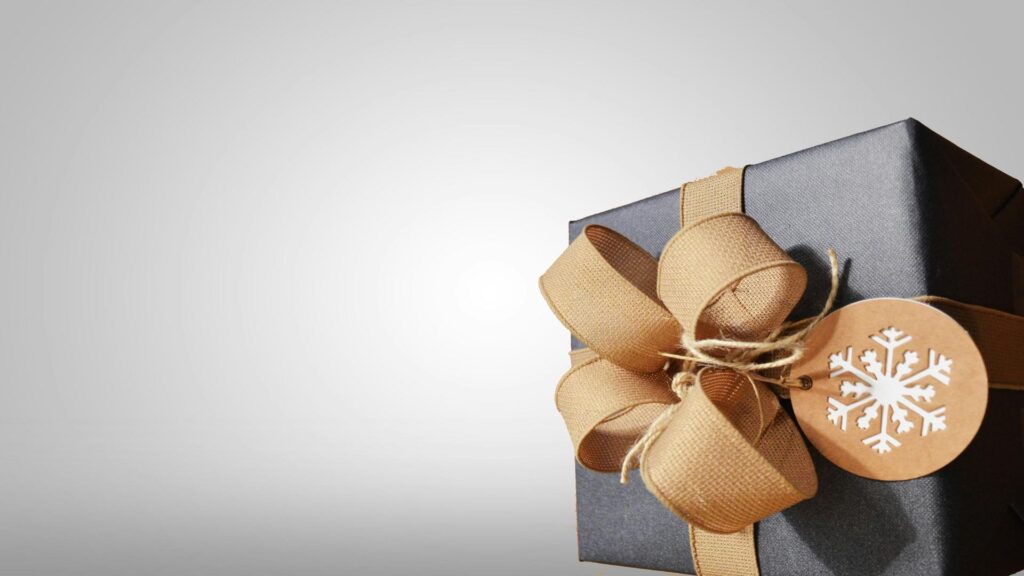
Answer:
[566,119,1024,576]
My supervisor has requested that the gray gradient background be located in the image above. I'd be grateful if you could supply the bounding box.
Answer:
[2,2,1023,575]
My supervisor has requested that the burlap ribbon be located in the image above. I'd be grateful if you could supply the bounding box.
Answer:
[542,168,1024,576]
[541,171,820,576]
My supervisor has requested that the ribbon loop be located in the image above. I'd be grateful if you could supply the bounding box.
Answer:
[540,225,681,373]
[641,368,818,533]
[556,356,677,471]
[659,213,806,341]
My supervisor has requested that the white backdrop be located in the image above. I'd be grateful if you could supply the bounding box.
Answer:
[1,1,1022,574]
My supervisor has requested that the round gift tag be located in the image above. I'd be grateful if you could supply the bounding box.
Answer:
[790,298,987,481]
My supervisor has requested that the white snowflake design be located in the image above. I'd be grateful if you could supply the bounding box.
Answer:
[825,327,952,454]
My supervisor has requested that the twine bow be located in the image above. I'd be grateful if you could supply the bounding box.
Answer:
[540,211,823,534]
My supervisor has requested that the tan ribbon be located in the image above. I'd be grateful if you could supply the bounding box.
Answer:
[917,296,1024,391]
[542,167,1024,576]
[542,211,818,525]
[690,525,759,576]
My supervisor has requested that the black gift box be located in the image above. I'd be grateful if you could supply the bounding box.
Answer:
[565,119,1024,576]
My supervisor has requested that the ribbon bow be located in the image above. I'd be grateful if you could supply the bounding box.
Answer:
[540,210,821,535]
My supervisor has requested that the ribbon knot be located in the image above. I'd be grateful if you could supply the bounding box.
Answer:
[620,245,837,489]
[541,211,824,534]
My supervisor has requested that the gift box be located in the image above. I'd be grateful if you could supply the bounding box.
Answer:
[556,119,1024,575]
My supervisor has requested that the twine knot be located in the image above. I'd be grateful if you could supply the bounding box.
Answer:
[670,366,696,396]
